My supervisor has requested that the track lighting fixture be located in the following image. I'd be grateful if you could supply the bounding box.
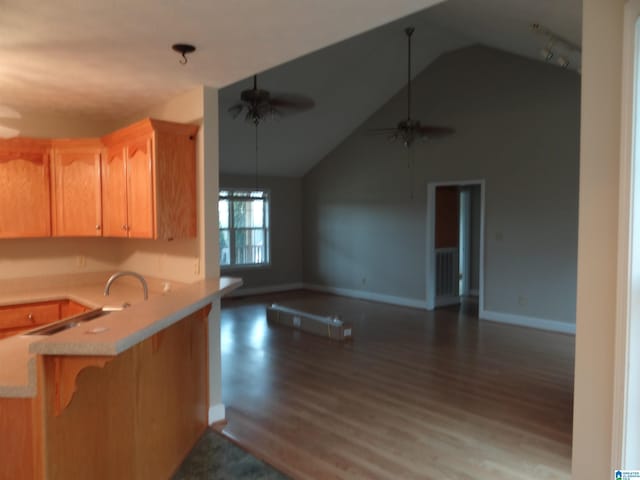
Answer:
[530,23,580,71]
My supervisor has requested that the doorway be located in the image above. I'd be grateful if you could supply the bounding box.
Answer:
[425,180,485,311]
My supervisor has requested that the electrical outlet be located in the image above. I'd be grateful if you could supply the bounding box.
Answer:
[76,255,86,268]
[194,258,200,275]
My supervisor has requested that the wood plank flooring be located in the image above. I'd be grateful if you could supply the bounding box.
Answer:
[216,292,574,480]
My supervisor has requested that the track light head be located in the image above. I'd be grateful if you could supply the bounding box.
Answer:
[540,47,554,61]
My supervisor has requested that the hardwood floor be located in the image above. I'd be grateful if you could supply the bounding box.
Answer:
[216,291,574,480]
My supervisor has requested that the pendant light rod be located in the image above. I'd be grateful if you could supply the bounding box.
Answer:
[405,27,415,121]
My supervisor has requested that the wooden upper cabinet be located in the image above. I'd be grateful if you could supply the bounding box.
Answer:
[102,119,198,240]
[0,118,196,241]
[0,138,52,238]
[50,139,103,237]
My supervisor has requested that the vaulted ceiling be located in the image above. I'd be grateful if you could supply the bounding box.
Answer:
[219,0,582,177]
[0,0,581,177]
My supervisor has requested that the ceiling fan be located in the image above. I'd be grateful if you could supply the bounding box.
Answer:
[0,105,21,139]
[370,27,454,147]
[228,74,315,125]
[228,75,314,185]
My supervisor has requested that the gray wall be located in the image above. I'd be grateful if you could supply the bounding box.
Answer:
[302,46,580,324]
[220,174,303,290]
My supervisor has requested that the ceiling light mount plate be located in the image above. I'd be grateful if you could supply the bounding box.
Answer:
[171,43,196,64]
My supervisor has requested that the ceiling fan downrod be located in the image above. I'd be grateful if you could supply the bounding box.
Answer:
[406,27,415,122]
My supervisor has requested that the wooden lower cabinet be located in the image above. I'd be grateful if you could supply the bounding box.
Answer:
[0,396,43,480]
[0,301,60,340]
[0,300,90,339]
[0,306,210,480]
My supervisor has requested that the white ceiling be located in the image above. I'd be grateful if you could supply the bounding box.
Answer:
[0,0,581,177]
[0,0,442,119]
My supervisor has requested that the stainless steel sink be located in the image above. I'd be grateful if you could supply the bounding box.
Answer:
[25,307,113,336]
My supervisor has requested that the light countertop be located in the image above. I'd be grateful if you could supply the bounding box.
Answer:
[0,274,242,398]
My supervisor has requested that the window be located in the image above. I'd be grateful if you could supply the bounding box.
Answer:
[219,189,270,267]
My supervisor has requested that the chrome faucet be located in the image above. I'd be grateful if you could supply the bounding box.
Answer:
[104,271,149,301]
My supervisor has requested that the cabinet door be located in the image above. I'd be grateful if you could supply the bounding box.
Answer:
[0,147,51,238]
[126,135,155,238]
[51,143,102,237]
[154,128,197,240]
[102,145,128,237]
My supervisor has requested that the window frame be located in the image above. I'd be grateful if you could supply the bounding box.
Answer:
[613,0,640,470]
[219,188,271,270]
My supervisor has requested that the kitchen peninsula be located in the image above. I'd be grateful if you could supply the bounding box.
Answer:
[0,272,241,480]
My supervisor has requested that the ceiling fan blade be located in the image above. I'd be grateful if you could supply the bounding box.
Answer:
[366,128,398,136]
[228,104,244,119]
[0,124,20,139]
[269,94,315,112]
[418,126,455,138]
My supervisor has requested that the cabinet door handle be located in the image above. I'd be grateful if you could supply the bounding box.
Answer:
[122,224,128,231]
[96,225,101,230]
[28,313,34,321]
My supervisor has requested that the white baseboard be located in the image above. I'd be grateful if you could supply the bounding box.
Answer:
[227,282,304,297]
[209,403,226,424]
[304,283,427,310]
[225,282,575,335]
[480,309,576,334]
